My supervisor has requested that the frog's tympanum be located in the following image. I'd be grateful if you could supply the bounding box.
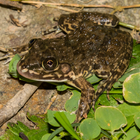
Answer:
[10,12,133,122]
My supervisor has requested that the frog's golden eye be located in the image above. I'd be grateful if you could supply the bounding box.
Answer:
[47,60,53,67]
[42,57,58,71]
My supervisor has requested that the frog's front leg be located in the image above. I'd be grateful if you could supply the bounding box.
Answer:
[72,76,95,123]
[0,40,35,63]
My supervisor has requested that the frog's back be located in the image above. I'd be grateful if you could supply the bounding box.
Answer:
[64,21,133,78]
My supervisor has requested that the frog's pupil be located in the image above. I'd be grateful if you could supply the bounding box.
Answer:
[47,60,53,67]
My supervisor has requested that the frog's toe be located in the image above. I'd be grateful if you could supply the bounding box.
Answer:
[0,47,15,63]
[42,26,61,35]
[0,46,9,53]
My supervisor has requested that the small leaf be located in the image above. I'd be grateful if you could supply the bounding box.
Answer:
[87,74,101,84]
[129,42,140,67]
[113,68,140,88]
[134,111,140,129]
[41,134,61,140]
[57,84,74,91]
[120,126,139,140]
[8,54,21,78]
[79,118,101,139]
[47,110,76,127]
[123,73,140,103]
[27,113,48,131]
[54,112,80,140]
[96,93,118,107]
[95,106,127,134]
[47,123,80,140]
[65,90,81,113]
[117,103,140,117]
[8,54,35,82]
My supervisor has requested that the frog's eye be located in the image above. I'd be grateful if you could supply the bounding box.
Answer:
[42,57,58,71]
[47,60,53,67]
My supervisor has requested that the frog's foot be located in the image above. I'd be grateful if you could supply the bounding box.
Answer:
[0,46,15,63]
[73,77,95,123]
[0,45,28,64]
[41,25,62,35]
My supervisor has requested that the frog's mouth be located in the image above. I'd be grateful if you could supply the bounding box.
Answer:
[17,61,72,82]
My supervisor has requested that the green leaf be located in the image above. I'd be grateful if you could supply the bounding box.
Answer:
[54,112,80,140]
[27,113,48,131]
[0,116,48,140]
[18,75,35,83]
[129,42,140,67]
[16,121,30,132]
[123,73,140,103]
[8,54,35,82]
[95,93,118,107]
[120,126,139,140]
[113,67,140,88]
[117,103,140,117]
[87,108,95,118]
[41,134,61,140]
[57,84,74,91]
[131,134,140,140]
[47,110,76,127]
[134,111,140,129]
[95,106,127,134]
[65,90,81,113]
[86,74,101,84]
[79,118,101,139]
[47,123,79,140]
[8,54,21,78]
[115,115,135,139]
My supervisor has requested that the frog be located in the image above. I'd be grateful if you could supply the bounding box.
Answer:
[0,12,133,123]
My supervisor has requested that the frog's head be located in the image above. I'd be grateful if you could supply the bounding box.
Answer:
[17,38,76,82]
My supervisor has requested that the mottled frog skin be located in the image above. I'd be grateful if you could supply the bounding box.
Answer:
[58,12,119,34]
[15,12,133,122]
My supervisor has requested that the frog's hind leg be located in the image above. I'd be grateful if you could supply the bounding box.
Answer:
[95,40,133,100]
[70,76,95,123]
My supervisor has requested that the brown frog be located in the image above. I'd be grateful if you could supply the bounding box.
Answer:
[2,12,133,122]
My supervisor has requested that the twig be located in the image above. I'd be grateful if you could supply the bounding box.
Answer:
[44,92,58,114]
[45,5,79,12]
[122,4,140,9]
[5,14,28,27]
[0,0,22,10]
[21,1,114,9]
[20,1,140,14]
[0,82,42,127]
[119,22,140,30]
